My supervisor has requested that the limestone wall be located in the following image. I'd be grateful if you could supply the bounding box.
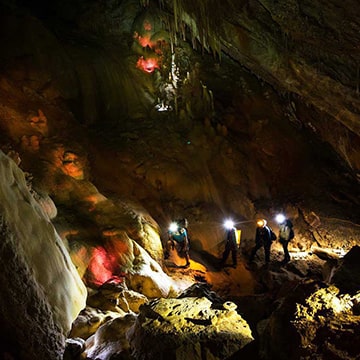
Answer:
[0,150,87,359]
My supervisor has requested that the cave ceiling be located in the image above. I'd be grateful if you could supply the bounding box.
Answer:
[0,0,359,224]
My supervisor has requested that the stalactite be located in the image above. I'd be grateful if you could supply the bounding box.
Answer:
[173,0,180,33]
[157,0,224,59]
[139,0,150,7]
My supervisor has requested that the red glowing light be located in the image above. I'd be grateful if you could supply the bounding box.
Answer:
[136,56,159,73]
[88,246,118,286]
[138,35,152,48]
[133,31,153,48]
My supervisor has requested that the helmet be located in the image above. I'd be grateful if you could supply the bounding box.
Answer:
[257,219,267,227]
[176,218,188,228]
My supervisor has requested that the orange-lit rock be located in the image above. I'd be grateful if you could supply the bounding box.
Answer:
[62,151,85,179]
[136,56,159,73]
[28,109,48,137]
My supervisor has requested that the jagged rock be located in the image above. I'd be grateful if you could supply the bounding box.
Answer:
[69,306,125,340]
[331,246,360,294]
[84,313,137,360]
[293,286,360,359]
[128,297,254,360]
[259,280,360,359]
[257,280,322,359]
[177,282,225,308]
[63,338,85,360]
[87,277,148,313]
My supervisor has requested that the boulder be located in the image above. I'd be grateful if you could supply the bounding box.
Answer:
[128,296,254,360]
[259,280,360,360]
[331,246,360,294]
[69,306,125,340]
[85,313,137,360]
[87,277,148,313]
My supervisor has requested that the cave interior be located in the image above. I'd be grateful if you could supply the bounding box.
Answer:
[0,0,360,359]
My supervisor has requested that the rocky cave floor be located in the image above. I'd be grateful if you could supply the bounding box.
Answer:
[65,237,360,359]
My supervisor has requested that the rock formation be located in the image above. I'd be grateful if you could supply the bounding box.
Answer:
[129,296,253,360]
[0,150,87,359]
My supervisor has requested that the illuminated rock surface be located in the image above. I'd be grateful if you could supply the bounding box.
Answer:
[129,297,254,360]
[258,281,360,360]
[0,150,87,359]
[84,313,138,360]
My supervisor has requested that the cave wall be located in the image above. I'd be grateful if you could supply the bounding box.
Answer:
[0,2,154,126]
[0,150,87,358]
[159,0,360,174]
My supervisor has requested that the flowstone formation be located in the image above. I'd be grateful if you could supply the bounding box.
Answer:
[0,150,87,360]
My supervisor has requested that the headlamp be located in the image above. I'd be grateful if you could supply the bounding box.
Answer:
[224,219,234,230]
[276,214,286,224]
[169,222,178,232]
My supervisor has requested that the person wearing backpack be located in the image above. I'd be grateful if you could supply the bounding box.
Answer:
[166,220,191,267]
[276,215,295,264]
[249,219,276,264]
[220,220,238,268]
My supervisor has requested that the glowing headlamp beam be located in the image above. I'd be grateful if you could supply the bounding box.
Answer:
[276,214,286,224]
[169,222,178,232]
[224,219,234,229]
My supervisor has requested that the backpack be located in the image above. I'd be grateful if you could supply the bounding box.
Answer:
[270,228,277,241]
[267,226,277,241]
[286,220,295,240]
[289,228,294,240]
[227,228,237,244]
[260,226,276,241]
